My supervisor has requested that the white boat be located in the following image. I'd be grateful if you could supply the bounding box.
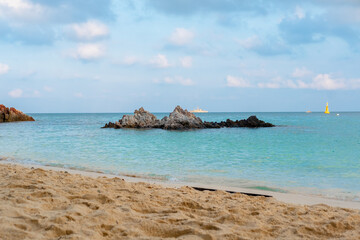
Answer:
[190,107,208,113]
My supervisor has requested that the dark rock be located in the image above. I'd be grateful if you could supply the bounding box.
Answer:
[214,116,274,128]
[245,115,274,128]
[120,107,161,128]
[203,121,221,128]
[102,106,274,130]
[0,105,35,123]
[162,105,204,130]
[102,121,121,129]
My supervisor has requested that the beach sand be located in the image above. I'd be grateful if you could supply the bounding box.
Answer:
[1,163,360,239]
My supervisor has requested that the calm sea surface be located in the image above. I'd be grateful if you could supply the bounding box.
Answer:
[1,112,360,200]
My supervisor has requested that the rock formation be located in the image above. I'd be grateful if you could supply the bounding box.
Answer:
[203,116,273,128]
[162,106,205,130]
[0,105,35,123]
[103,106,274,130]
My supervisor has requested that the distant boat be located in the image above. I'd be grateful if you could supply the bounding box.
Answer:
[325,102,330,114]
[190,107,208,113]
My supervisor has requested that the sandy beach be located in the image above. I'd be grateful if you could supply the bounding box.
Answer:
[1,163,360,239]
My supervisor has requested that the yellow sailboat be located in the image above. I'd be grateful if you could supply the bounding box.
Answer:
[324,102,330,114]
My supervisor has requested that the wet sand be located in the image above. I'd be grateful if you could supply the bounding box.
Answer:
[1,163,360,239]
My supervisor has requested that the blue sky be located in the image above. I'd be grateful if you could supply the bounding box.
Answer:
[0,0,360,112]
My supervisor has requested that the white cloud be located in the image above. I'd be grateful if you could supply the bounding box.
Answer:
[120,55,190,68]
[156,76,194,86]
[169,28,194,46]
[225,73,353,90]
[238,35,262,49]
[33,90,40,97]
[0,0,44,22]
[0,0,38,10]
[74,92,84,98]
[178,78,194,86]
[8,88,23,98]
[257,77,297,89]
[237,35,290,56]
[43,86,53,92]
[179,56,192,68]
[0,1,113,44]
[73,44,104,60]
[150,54,170,68]
[68,20,109,41]
[308,74,346,90]
[122,56,140,65]
[292,67,312,78]
[226,75,252,88]
[257,82,281,89]
[295,6,305,19]
[0,63,9,75]
[255,74,348,90]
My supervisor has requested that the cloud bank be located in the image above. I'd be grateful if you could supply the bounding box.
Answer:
[227,73,360,90]
[0,0,113,44]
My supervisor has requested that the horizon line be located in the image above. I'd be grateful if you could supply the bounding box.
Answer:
[26,111,360,114]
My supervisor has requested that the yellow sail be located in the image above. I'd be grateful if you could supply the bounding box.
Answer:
[324,102,330,114]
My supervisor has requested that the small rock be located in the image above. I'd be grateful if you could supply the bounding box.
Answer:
[0,104,35,123]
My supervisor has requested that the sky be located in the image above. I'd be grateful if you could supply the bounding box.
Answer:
[0,0,360,113]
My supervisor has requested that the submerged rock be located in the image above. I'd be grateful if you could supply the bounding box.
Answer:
[0,105,35,123]
[102,106,274,130]
[204,116,274,128]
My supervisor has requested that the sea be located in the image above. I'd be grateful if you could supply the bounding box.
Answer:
[1,112,360,201]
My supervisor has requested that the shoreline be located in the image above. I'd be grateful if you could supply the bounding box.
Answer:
[2,160,360,210]
[1,161,360,239]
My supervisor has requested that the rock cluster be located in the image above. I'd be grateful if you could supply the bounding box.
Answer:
[103,106,274,130]
[0,105,35,123]
[203,116,274,128]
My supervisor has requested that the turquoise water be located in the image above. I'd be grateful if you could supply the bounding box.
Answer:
[1,112,360,200]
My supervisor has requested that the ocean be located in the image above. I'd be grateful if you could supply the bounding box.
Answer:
[1,112,359,201]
